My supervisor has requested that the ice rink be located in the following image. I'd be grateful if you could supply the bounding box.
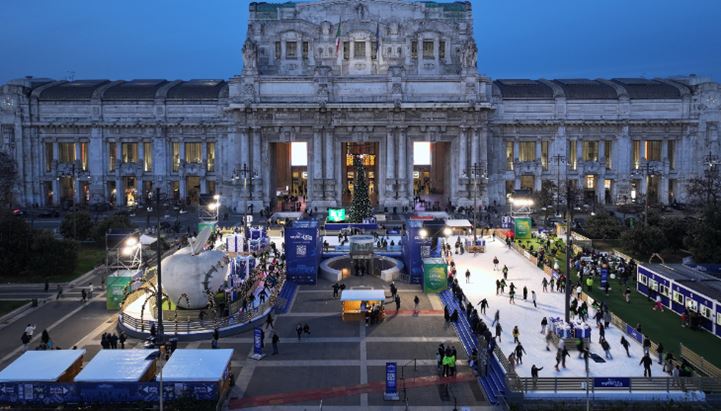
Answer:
[450,235,665,379]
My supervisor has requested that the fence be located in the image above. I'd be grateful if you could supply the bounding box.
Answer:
[681,343,721,379]
[511,376,721,394]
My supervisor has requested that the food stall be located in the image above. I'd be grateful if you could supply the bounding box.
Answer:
[340,289,386,321]
[161,349,234,402]
[74,349,158,403]
[0,350,85,406]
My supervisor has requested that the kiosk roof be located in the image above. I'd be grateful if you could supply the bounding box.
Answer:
[340,289,386,302]
[75,349,157,382]
[162,349,233,382]
[445,219,472,228]
[0,349,85,382]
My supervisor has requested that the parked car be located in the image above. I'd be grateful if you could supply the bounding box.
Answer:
[11,208,25,217]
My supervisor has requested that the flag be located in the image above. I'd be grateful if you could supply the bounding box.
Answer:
[335,20,342,57]
[375,22,381,56]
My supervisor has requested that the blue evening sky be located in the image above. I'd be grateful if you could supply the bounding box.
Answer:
[1,0,720,83]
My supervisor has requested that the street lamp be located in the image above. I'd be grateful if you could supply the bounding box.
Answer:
[148,188,166,347]
[467,162,487,243]
[551,155,567,217]
[631,162,660,226]
[233,163,258,226]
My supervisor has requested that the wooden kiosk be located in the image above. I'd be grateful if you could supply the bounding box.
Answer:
[340,289,386,321]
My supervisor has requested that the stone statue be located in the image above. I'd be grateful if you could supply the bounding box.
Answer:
[462,39,478,69]
[242,38,257,71]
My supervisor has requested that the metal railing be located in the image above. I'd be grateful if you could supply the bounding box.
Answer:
[681,343,721,378]
[511,376,721,394]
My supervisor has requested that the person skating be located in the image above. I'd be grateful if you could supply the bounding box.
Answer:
[296,323,303,341]
[495,322,503,342]
[531,364,543,387]
[561,346,570,368]
[492,309,500,326]
[531,290,537,308]
[514,342,526,364]
[601,337,612,359]
[495,279,501,295]
[508,289,516,304]
[545,329,554,351]
[502,265,509,280]
[499,279,506,294]
[477,298,489,314]
[493,256,499,271]
[465,269,471,284]
[540,317,548,334]
[620,336,631,357]
[642,336,651,356]
[542,277,548,292]
[512,325,520,344]
[522,286,528,300]
[272,333,279,355]
[657,342,664,365]
[640,353,653,377]
[555,348,563,371]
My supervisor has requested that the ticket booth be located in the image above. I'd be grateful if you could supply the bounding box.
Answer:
[340,289,386,321]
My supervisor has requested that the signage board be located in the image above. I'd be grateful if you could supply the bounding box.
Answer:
[593,377,631,388]
[384,362,399,400]
[423,258,448,293]
[327,208,346,222]
[513,217,532,239]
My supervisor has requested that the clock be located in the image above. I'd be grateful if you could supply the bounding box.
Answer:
[0,95,16,112]
[703,92,720,109]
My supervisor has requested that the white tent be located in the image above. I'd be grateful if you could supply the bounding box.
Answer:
[139,234,157,245]
[445,219,472,228]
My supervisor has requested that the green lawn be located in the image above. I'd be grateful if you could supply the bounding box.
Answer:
[0,300,29,317]
[585,278,721,370]
[72,245,106,279]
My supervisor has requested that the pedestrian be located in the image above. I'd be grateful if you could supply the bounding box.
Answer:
[296,323,303,341]
[642,336,651,356]
[332,282,340,298]
[272,333,279,355]
[81,288,87,302]
[502,265,508,280]
[603,310,611,329]
[561,346,569,368]
[508,289,515,304]
[465,269,471,283]
[576,284,582,299]
[540,317,548,334]
[413,295,420,314]
[495,279,501,295]
[390,282,397,299]
[56,284,63,300]
[394,294,401,311]
[41,329,50,348]
[110,333,119,349]
[531,290,537,308]
[478,298,489,315]
[545,330,554,351]
[515,342,526,364]
[555,348,563,371]
[493,256,499,270]
[542,277,548,292]
[495,322,502,342]
[620,336,631,357]
[442,350,451,377]
[657,342,664,365]
[119,331,127,349]
[492,309,499,326]
[88,282,94,299]
[436,344,445,372]
[512,325,520,344]
[531,364,543,387]
[640,353,653,377]
[448,348,457,376]
[624,287,632,303]
[583,348,590,374]
[444,305,450,322]
[522,286,528,300]
[265,313,274,329]
[303,323,311,335]
[601,337,612,359]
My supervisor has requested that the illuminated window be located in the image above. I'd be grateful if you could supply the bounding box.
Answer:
[632,140,641,169]
[45,142,53,172]
[172,142,180,172]
[541,141,549,170]
[413,142,431,166]
[108,142,116,172]
[505,141,514,170]
[185,142,202,164]
[638,273,647,285]
[422,40,434,59]
[586,175,595,189]
[345,154,375,166]
[79,142,88,171]
[520,175,534,191]
[673,291,684,305]
[354,41,366,58]
[582,141,599,162]
[605,140,613,169]
[518,142,535,162]
[645,140,662,161]
[700,305,712,319]
[686,299,697,312]
[668,140,675,170]
[144,142,153,172]
[121,143,138,163]
[207,142,215,172]
[291,142,307,166]
[567,141,577,170]
[58,143,75,163]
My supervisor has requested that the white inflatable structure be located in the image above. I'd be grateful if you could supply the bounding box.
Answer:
[161,227,230,309]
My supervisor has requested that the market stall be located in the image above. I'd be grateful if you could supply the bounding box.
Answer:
[75,349,158,403]
[340,289,386,321]
[0,350,85,406]
[161,349,234,401]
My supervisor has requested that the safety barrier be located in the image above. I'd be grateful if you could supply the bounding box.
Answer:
[512,376,721,394]
[681,343,721,379]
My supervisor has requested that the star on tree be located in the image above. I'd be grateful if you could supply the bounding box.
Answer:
[349,155,373,223]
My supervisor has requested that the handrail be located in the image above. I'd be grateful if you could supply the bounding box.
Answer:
[507,376,721,394]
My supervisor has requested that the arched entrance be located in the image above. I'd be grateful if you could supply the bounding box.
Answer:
[342,142,378,206]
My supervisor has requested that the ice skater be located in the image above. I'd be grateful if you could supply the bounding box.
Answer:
[522,286,528,300]
[514,342,526,364]
[512,325,520,344]
[601,337,612,359]
[502,265,509,280]
[492,309,500,326]
[465,269,471,283]
[542,277,548,292]
[640,353,653,377]
[620,336,631,357]
[540,317,548,334]
[531,290,537,308]
[495,322,503,342]
[493,256,499,271]
[477,298,489,315]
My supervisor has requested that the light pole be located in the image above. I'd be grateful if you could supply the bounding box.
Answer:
[563,182,575,323]
[467,162,487,243]
[551,155,567,217]
[149,188,165,347]
[631,162,660,226]
[233,163,257,226]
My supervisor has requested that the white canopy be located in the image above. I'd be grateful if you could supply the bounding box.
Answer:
[445,219,472,228]
[340,289,386,302]
[140,234,157,245]
[0,350,85,382]
[162,349,233,382]
[75,349,156,383]
[271,212,303,220]
[415,211,450,219]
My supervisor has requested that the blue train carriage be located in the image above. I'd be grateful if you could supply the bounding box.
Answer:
[676,279,721,334]
[716,301,721,338]
[0,350,85,406]
[636,265,672,307]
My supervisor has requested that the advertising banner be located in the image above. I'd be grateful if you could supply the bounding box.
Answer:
[513,217,532,239]
[384,362,399,400]
[197,221,217,235]
[593,377,631,389]
[284,220,321,284]
[403,220,429,284]
[423,258,448,293]
[106,275,133,310]
[600,267,609,289]
[253,327,263,355]
[327,208,346,222]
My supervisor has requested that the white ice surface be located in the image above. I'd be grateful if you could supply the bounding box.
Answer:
[451,236,665,379]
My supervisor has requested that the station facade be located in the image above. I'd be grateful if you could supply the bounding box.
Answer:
[2,0,721,212]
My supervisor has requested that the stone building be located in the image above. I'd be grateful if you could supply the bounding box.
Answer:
[1,0,720,213]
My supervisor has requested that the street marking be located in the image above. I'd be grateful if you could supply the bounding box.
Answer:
[359,321,368,408]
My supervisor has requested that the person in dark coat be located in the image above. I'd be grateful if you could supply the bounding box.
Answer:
[640,353,653,377]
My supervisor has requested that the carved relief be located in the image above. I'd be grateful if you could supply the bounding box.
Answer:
[242,38,258,72]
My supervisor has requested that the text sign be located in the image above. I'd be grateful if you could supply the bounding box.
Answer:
[593,377,631,389]
[384,362,399,400]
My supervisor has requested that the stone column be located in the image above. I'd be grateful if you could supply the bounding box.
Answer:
[311,128,323,202]
[239,128,250,199]
[397,128,407,201]
[251,128,262,199]
[52,178,61,207]
[385,128,395,200]
[89,127,104,202]
[116,176,125,206]
[471,128,479,166]
[596,173,605,204]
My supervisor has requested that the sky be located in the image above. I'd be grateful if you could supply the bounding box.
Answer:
[1,0,720,83]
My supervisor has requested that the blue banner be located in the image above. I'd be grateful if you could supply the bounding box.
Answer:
[593,377,631,388]
[600,268,609,288]
[285,220,321,284]
[254,327,263,355]
[384,362,399,400]
[626,325,644,343]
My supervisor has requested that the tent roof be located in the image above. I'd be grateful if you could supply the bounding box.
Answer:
[340,289,386,302]
[161,349,233,382]
[75,349,156,382]
[0,349,85,382]
[445,219,472,228]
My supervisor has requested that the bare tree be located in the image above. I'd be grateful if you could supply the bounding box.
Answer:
[0,151,17,207]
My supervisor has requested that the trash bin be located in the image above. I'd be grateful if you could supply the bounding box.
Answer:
[32,298,38,307]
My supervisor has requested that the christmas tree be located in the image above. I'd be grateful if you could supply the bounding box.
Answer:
[349,155,373,223]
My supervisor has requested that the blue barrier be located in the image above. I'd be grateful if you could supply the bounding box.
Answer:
[275,281,298,314]
[439,290,506,405]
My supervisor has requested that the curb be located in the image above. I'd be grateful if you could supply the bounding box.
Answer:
[0,301,33,325]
